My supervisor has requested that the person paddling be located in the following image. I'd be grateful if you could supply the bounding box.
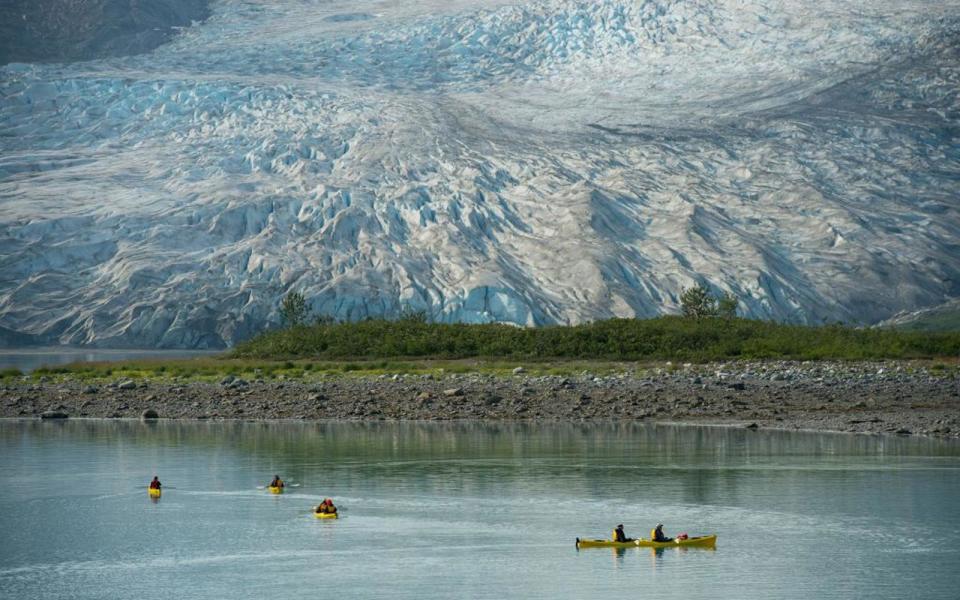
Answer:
[269,475,284,489]
[315,498,338,514]
[612,524,634,543]
[651,523,673,543]
[149,476,161,490]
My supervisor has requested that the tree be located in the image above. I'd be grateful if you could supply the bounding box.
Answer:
[398,308,428,323]
[717,292,738,319]
[680,284,738,319]
[680,284,716,318]
[279,291,309,326]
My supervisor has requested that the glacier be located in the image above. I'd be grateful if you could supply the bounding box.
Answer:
[1,0,959,348]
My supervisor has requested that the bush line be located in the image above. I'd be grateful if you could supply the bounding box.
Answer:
[230,316,960,361]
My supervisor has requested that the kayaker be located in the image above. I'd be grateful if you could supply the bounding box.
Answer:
[149,476,161,490]
[315,498,337,514]
[269,475,284,489]
[651,524,673,543]
[613,524,634,543]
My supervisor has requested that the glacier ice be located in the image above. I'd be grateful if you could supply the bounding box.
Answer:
[0,0,958,347]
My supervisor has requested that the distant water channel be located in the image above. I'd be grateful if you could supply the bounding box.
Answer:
[0,347,217,372]
[1,421,958,599]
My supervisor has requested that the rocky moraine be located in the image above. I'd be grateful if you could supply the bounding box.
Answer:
[3,361,958,440]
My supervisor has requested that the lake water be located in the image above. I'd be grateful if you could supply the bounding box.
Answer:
[0,348,218,372]
[0,420,958,599]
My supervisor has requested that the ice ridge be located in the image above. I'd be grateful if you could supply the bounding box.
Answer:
[0,0,958,348]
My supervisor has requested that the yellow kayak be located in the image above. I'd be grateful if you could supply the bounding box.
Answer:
[314,512,338,519]
[268,486,284,494]
[148,487,161,498]
[576,535,717,549]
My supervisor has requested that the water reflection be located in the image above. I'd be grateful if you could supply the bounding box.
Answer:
[0,347,216,372]
[602,544,718,572]
[2,419,956,505]
[3,419,955,458]
[0,420,957,600]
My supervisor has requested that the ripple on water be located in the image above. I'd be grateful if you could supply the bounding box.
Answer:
[0,420,958,599]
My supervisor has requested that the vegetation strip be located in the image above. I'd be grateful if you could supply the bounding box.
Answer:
[232,316,960,361]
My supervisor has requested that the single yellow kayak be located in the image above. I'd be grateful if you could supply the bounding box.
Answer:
[314,512,338,519]
[147,487,161,498]
[268,486,284,494]
[576,535,717,549]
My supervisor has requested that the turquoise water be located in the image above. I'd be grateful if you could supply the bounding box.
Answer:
[0,420,958,599]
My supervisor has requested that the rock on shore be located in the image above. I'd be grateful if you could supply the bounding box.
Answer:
[2,362,958,439]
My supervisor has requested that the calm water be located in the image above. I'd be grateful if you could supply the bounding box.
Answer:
[0,348,217,372]
[0,420,958,599]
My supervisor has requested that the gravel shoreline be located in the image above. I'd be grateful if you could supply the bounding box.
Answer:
[3,361,958,439]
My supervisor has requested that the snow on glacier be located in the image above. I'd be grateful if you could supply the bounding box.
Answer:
[1,0,958,347]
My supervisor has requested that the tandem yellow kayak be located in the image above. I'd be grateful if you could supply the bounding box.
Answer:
[314,512,338,519]
[148,487,161,498]
[576,535,717,549]
[268,486,284,494]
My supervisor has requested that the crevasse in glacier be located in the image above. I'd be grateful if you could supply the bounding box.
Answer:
[1,0,958,348]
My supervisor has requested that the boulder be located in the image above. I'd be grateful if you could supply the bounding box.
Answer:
[512,366,526,375]
[141,409,159,420]
[117,379,137,390]
[483,393,502,406]
[40,410,68,420]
